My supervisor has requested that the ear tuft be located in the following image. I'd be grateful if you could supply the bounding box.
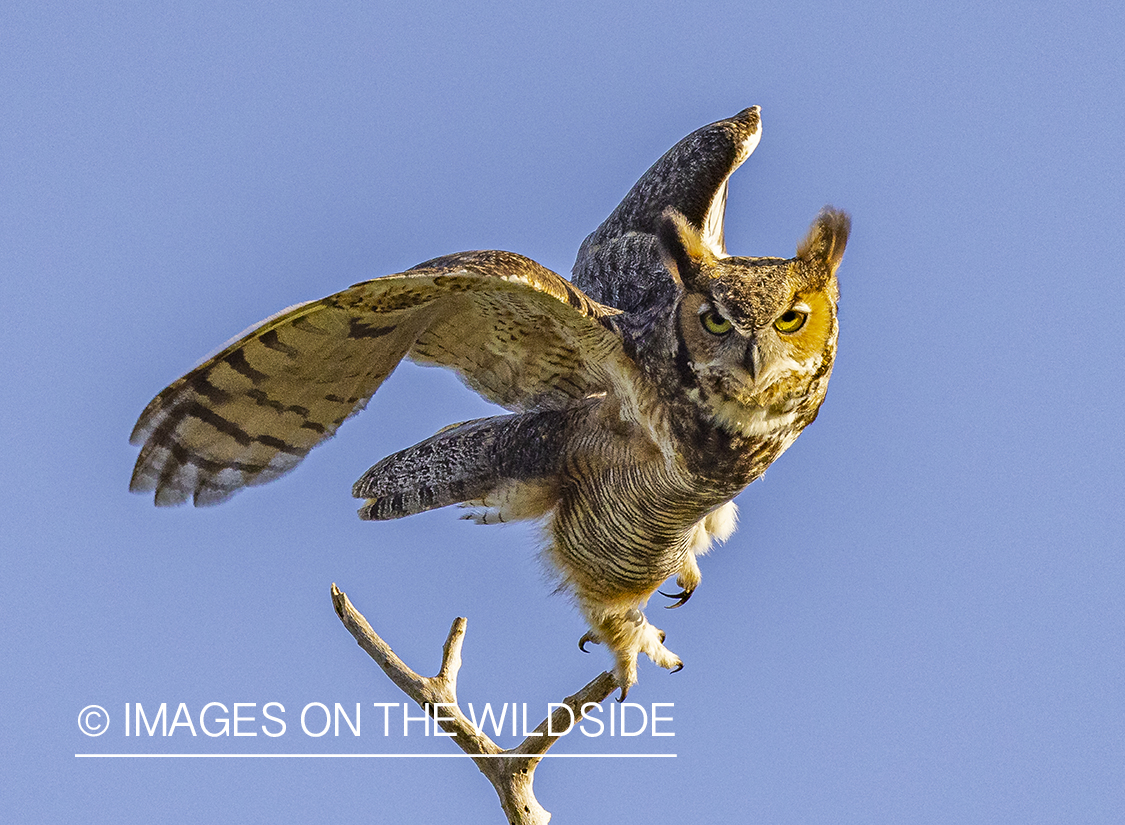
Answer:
[656,207,710,287]
[797,207,851,275]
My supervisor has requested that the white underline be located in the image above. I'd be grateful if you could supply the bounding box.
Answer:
[75,753,675,759]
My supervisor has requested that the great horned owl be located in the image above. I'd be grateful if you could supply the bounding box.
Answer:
[130,107,849,697]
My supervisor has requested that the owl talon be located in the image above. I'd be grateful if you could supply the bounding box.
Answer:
[659,588,694,608]
[671,662,683,674]
[578,630,601,652]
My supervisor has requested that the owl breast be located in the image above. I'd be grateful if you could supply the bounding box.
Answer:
[549,459,723,599]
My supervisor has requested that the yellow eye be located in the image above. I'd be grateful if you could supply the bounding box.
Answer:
[774,309,807,334]
[701,309,733,335]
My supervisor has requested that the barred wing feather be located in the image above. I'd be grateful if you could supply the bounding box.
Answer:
[129,250,626,507]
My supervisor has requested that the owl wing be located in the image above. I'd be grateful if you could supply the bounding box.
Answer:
[572,106,762,311]
[130,250,628,507]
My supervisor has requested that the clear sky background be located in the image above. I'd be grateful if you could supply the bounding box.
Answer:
[4,2,1123,822]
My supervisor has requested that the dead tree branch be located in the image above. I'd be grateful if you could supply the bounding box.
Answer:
[331,583,616,824]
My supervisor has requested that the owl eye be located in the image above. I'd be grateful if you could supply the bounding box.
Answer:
[701,309,733,335]
[774,309,807,334]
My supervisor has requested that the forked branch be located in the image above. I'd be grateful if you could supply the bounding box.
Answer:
[331,583,616,824]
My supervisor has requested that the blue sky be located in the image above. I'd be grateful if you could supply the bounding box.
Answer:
[4,1,1123,822]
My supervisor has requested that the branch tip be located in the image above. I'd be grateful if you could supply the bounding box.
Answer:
[330,584,606,824]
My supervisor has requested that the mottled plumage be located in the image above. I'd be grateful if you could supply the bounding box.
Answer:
[130,107,850,696]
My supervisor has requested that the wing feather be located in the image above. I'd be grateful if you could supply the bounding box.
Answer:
[130,250,627,506]
[572,106,762,312]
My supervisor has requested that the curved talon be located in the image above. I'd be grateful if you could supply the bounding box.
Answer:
[659,588,693,608]
[671,662,684,674]
[578,631,599,653]
[617,685,629,702]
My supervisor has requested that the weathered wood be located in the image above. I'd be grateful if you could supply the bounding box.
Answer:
[332,583,616,823]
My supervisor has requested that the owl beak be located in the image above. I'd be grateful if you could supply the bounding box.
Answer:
[743,338,761,382]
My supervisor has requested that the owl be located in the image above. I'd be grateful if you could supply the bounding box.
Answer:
[130,106,849,697]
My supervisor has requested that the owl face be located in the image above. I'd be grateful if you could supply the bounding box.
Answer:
[658,208,849,438]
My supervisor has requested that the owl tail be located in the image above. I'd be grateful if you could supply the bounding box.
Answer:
[352,411,567,522]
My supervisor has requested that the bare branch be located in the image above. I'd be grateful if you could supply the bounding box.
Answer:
[331,583,617,824]
[514,670,618,757]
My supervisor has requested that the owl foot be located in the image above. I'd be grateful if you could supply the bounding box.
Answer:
[597,611,683,700]
[578,602,685,698]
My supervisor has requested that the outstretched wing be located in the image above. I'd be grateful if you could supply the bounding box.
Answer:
[130,250,627,507]
[572,106,762,312]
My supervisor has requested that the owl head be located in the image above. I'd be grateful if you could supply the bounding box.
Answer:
[656,206,851,438]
